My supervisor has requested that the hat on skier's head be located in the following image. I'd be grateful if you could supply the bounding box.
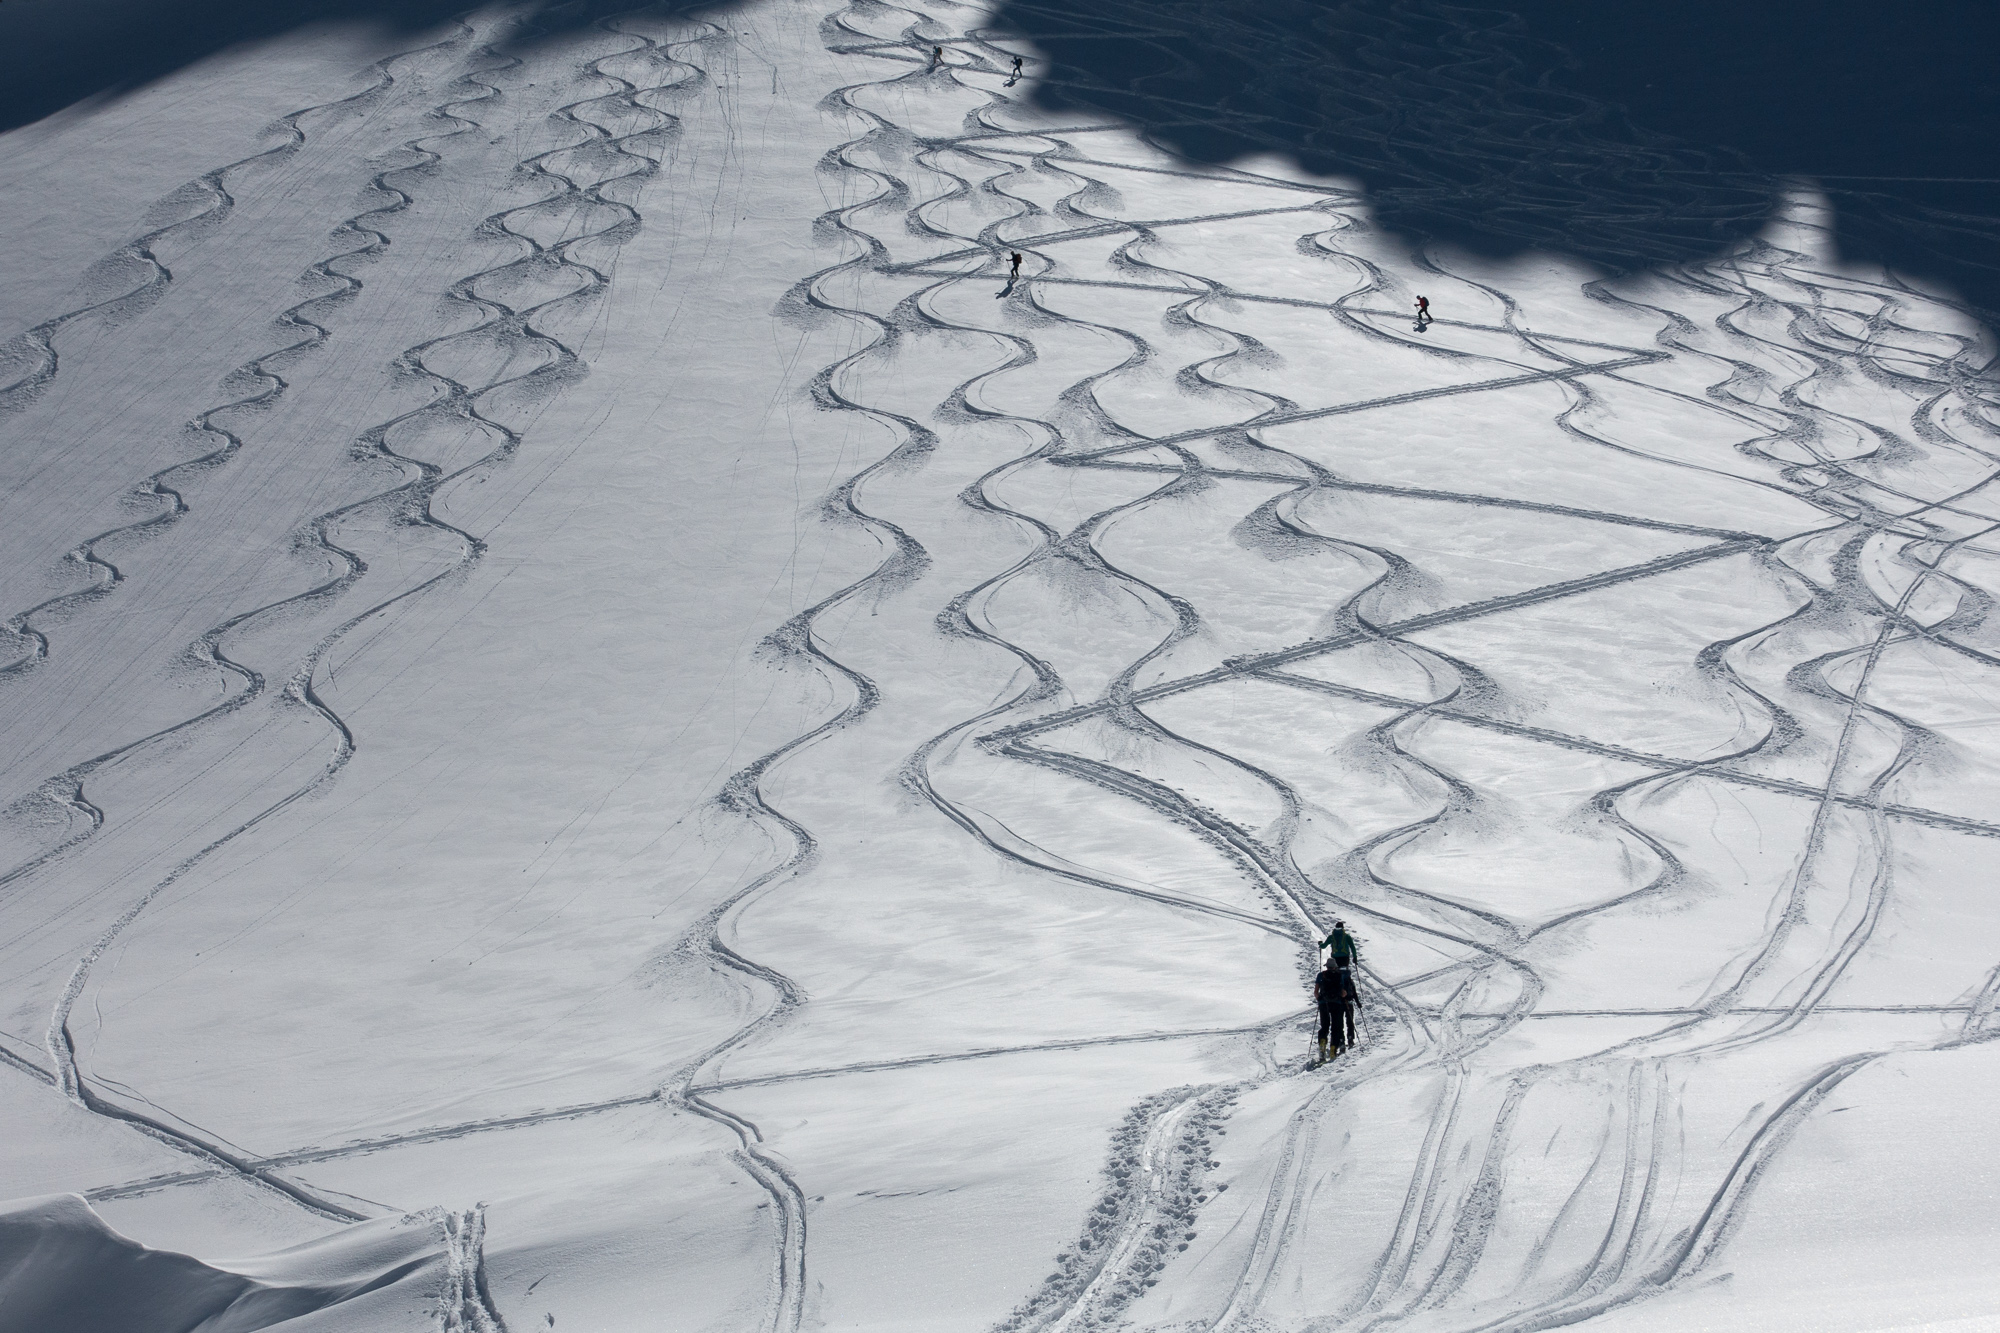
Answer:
[1334,919,1345,927]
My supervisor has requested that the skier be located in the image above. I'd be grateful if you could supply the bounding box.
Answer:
[1009,251,1023,279]
[1414,295,1430,329]
[1012,54,1025,78]
[1321,919,1359,968]
[1331,965,1359,1055]
[1312,956,1344,1062]
[931,45,944,68]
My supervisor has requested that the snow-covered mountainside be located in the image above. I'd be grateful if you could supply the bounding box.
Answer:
[2,2,1998,1331]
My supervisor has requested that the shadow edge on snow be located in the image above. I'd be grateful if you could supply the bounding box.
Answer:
[0,1192,445,1333]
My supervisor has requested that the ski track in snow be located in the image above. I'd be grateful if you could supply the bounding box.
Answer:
[686,4,2000,1330]
[0,40,422,681]
[8,0,2000,1329]
[1,6,707,1322]
[0,26,481,880]
[15,14,514,1225]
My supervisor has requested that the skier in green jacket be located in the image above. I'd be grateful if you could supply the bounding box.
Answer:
[1321,921,1358,967]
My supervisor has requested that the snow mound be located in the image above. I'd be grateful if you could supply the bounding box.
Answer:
[0,1194,446,1332]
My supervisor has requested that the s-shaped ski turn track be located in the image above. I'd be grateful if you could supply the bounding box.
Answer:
[7,1,1999,1330]
[715,5,2000,1331]
[9,16,699,1303]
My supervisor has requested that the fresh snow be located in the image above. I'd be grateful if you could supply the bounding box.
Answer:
[2,2,1999,1331]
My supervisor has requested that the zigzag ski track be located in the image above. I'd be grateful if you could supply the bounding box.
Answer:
[694,5,2000,1330]
[6,1,2000,1331]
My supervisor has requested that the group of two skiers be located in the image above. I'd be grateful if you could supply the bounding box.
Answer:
[929,46,1028,82]
[1313,921,1360,1063]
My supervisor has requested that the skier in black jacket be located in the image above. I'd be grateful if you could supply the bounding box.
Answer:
[1313,919,1363,1061]
[1332,966,1358,1054]
[1313,959,1359,1061]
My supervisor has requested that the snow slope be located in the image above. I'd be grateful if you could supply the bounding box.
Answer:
[2,1,1999,1331]
[0,1192,478,1332]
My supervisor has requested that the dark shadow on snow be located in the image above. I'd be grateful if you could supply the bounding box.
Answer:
[0,0,720,135]
[987,0,2000,320]
[5,0,1995,320]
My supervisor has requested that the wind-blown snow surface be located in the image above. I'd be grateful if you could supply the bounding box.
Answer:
[2,1,1999,1330]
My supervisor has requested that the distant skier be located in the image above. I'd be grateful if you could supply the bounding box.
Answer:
[1009,251,1023,279]
[1414,295,1431,329]
[1012,54,1025,78]
[931,45,944,68]
[1312,958,1358,1061]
